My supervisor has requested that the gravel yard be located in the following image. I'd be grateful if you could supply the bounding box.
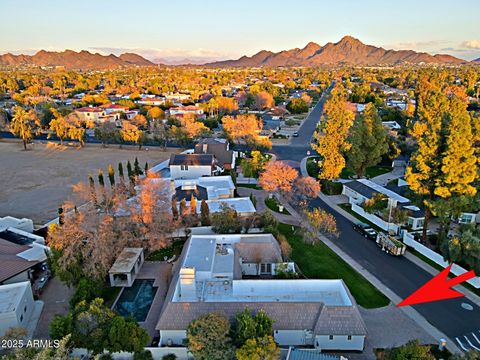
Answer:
[0,141,180,225]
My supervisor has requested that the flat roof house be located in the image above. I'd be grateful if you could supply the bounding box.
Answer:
[0,281,35,337]
[169,154,218,179]
[156,234,367,351]
[342,179,425,232]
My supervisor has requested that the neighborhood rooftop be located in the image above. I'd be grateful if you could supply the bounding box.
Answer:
[344,178,410,203]
[169,154,214,166]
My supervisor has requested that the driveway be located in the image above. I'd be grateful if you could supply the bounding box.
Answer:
[33,277,74,339]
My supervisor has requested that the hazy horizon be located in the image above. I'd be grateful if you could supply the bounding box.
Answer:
[1,0,480,62]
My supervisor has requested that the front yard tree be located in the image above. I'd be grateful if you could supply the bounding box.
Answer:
[406,78,478,241]
[70,298,148,355]
[236,336,280,360]
[186,313,235,360]
[120,121,143,149]
[48,110,69,145]
[311,89,355,179]
[10,106,41,150]
[211,203,243,234]
[200,200,210,226]
[347,103,388,177]
[303,208,339,243]
[95,122,119,148]
[222,114,261,143]
[258,161,298,197]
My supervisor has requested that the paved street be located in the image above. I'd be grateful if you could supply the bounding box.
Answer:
[271,81,335,162]
[270,81,480,353]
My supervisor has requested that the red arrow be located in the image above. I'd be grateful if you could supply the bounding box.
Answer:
[397,264,477,307]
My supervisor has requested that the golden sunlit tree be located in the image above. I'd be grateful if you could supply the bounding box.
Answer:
[258,161,298,196]
[311,89,355,180]
[10,106,41,150]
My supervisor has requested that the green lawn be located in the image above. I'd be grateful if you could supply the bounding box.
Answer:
[365,166,392,179]
[338,203,383,232]
[103,286,122,307]
[277,223,390,308]
[306,157,321,178]
[147,240,185,261]
[265,196,290,215]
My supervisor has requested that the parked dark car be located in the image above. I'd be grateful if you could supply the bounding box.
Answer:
[353,222,377,240]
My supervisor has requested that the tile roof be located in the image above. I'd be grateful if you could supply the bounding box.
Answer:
[0,238,39,283]
[169,154,215,166]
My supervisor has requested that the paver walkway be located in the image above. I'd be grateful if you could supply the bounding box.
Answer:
[237,187,300,226]
[370,165,405,186]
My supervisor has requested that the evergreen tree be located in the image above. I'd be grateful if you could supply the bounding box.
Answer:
[144,161,149,174]
[347,103,388,177]
[200,200,211,226]
[118,162,124,178]
[406,77,479,241]
[98,169,105,187]
[179,198,188,217]
[127,160,134,183]
[134,157,143,176]
[171,198,179,220]
[311,88,354,179]
[88,175,98,207]
[107,164,115,187]
[190,194,197,215]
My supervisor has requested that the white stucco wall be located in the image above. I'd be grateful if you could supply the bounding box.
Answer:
[170,165,212,179]
[2,270,31,285]
[0,284,34,337]
[159,330,187,347]
[315,335,365,351]
[274,330,313,346]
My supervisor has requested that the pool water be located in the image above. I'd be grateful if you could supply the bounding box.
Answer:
[114,279,157,322]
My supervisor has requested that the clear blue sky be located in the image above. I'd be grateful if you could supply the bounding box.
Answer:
[1,0,479,61]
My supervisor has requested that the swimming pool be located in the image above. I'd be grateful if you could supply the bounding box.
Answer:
[114,279,157,322]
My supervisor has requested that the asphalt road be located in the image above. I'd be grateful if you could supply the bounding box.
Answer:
[272,82,335,162]
[271,82,480,351]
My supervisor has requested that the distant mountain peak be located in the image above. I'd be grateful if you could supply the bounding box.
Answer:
[0,49,154,69]
[206,36,466,67]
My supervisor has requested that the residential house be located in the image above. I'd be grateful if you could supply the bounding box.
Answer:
[0,281,35,337]
[156,234,367,351]
[137,97,166,106]
[74,107,106,123]
[194,138,236,171]
[168,105,205,119]
[100,103,129,114]
[0,237,48,286]
[342,179,425,232]
[169,154,218,179]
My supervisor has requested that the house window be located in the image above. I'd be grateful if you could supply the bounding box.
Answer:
[20,315,23,322]
[181,165,189,171]
[260,263,272,274]
[329,335,333,340]
[347,335,352,340]
[24,306,27,313]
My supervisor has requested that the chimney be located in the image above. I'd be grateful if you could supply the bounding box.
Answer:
[179,267,196,300]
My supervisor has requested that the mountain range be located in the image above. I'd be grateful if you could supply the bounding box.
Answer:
[0,36,477,69]
[0,50,154,69]
[207,36,468,67]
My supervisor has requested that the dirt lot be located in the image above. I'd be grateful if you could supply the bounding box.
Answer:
[0,141,180,225]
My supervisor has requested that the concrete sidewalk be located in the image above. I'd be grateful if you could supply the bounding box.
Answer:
[237,187,300,226]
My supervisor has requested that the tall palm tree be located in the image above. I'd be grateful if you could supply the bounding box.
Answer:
[10,107,40,150]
